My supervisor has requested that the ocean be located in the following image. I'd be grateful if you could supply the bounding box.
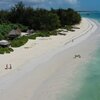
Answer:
[76,13,100,100]
[81,12,100,21]
[61,12,100,100]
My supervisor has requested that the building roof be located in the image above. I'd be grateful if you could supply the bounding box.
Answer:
[0,40,10,46]
[9,29,21,36]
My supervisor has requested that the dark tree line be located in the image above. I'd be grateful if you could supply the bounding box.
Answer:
[0,2,81,31]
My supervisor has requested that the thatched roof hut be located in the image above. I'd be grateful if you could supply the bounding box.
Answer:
[0,40,10,47]
[8,28,21,38]
[27,29,34,34]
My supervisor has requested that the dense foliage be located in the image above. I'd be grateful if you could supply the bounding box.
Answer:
[0,2,81,51]
[0,23,28,40]
[51,8,81,26]
[0,2,81,31]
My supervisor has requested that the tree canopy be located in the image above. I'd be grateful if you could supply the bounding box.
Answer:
[0,2,81,31]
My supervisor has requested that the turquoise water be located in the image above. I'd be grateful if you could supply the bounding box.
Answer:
[77,13,100,100]
[74,43,100,100]
[76,13,100,100]
[80,12,100,22]
[61,13,100,100]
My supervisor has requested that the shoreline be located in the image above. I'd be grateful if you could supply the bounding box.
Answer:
[0,18,99,100]
[0,18,97,77]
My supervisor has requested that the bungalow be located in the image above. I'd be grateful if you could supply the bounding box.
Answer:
[8,28,21,39]
[0,40,10,47]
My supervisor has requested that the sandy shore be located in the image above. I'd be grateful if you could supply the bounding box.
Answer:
[0,18,99,100]
[0,18,97,77]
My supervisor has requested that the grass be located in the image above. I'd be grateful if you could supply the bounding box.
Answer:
[0,47,14,54]
[11,36,28,47]
[28,31,57,40]
[5,30,57,48]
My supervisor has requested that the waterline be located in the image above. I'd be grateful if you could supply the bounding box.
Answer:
[59,16,100,100]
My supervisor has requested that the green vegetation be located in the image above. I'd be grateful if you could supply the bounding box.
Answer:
[0,23,28,40]
[0,2,81,53]
[11,36,28,47]
[64,25,72,31]
[0,47,13,54]
[0,2,81,31]
[28,31,57,40]
[34,31,57,37]
[0,24,12,40]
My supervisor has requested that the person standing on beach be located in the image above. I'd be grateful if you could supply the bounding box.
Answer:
[9,64,12,69]
[5,64,8,69]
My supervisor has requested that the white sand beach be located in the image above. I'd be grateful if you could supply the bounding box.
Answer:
[0,18,97,77]
[0,18,99,100]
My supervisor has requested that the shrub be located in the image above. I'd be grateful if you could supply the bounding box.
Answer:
[0,23,12,40]
[0,47,14,54]
[28,35,37,39]
[8,48,14,52]
[0,47,5,54]
[16,24,28,32]
[65,25,72,31]
[11,36,28,47]
[28,31,57,40]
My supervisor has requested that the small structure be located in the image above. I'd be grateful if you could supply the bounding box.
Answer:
[8,28,21,39]
[0,40,10,47]
[27,29,34,34]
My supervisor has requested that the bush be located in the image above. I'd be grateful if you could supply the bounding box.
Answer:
[16,24,28,32]
[28,35,37,39]
[0,47,5,54]
[65,25,72,31]
[8,48,14,52]
[11,36,28,47]
[49,30,57,35]
[0,47,14,54]
[0,23,12,40]
[28,31,57,40]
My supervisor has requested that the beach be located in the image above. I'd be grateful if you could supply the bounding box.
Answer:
[0,18,99,100]
[0,18,97,76]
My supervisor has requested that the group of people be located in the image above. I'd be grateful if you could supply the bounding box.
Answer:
[5,64,12,70]
[74,54,81,59]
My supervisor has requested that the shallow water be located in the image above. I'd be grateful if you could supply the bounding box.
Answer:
[76,13,100,100]
[80,12,100,22]
[60,13,100,100]
[74,42,100,100]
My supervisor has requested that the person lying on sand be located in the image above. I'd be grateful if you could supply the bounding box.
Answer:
[74,55,81,59]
